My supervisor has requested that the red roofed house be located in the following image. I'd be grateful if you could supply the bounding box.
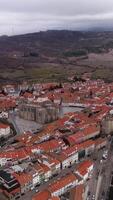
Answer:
[28,167,42,188]
[66,124,100,146]
[37,139,65,153]
[0,149,30,163]
[48,173,78,197]
[32,190,51,200]
[33,162,52,184]
[32,190,60,200]
[13,172,32,194]
[50,152,72,169]
[70,184,85,200]
[75,160,94,182]
[62,145,78,166]
[38,154,61,176]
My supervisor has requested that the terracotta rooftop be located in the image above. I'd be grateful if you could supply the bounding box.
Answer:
[49,173,77,193]
[13,172,32,185]
[32,190,51,200]
[70,184,84,200]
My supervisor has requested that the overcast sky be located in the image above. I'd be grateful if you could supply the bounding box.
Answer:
[1,0,113,35]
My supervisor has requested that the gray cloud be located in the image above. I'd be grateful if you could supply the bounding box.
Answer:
[0,0,113,35]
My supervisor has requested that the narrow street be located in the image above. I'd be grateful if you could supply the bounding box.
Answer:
[87,137,113,200]
[98,138,113,200]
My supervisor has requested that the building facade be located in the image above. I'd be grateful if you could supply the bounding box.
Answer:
[19,102,59,124]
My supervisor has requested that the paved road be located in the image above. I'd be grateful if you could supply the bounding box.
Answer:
[87,149,104,200]
[86,140,113,200]
[9,111,43,135]
[97,138,113,200]
[87,137,113,200]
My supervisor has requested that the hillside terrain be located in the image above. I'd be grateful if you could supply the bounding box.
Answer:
[1,30,113,82]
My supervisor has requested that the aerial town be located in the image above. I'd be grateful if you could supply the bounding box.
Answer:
[1,0,113,200]
[0,76,112,200]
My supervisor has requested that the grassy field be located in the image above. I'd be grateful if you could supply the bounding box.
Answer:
[0,62,92,83]
[0,51,113,83]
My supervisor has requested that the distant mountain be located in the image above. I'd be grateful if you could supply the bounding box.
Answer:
[0,30,113,53]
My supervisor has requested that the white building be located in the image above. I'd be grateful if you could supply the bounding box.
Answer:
[30,169,40,187]
[0,158,8,166]
[0,123,10,138]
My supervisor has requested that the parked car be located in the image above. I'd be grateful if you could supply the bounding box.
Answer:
[36,189,39,193]
[92,195,95,200]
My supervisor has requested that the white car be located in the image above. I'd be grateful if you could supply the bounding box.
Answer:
[92,195,95,200]
[102,151,108,159]
[102,155,107,160]
[104,150,108,154]
[89,173,92,178]
[31,186,34,190]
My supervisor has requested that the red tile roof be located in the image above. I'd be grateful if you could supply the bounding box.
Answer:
[70,185,84,200]
[66,125,100,145]
[0,149,29,160]
[32,190,51,200]
[13,172,32,186]
[0,123,9,129]
[37,139,64,152]
[76,160,93,177]
[49,173,77,193]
